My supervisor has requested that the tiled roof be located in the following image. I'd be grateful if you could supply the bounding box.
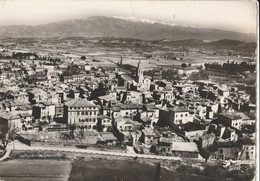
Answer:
[65,98,96,108]
[170,107,189,113]
[171,142,198,152]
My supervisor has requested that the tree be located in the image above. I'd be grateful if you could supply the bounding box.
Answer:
[44,69,48,76]
[0,122,8,150]
[181,63,187,68]
[69,124,76,139]
[81,56,86,60]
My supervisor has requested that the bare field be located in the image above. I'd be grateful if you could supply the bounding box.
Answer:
[69,159,213,181]
[0,159,71,181]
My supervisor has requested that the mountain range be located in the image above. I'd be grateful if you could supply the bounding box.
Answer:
[0,16,256,42]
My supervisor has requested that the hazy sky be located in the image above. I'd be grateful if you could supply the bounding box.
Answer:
[0,0,258,34]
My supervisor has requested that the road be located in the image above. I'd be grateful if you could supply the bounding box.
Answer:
[0,140,254,166]
[0,140,183,161]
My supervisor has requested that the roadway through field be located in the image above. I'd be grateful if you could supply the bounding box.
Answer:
[1,140,184,162]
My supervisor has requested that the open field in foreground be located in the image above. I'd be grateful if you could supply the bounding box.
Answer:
[0,159,71,181]
[68,159,213,181]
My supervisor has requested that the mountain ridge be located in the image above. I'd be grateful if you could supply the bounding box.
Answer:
[0,16,256,42]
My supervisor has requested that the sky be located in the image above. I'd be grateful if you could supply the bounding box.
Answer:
[0,0,258,35]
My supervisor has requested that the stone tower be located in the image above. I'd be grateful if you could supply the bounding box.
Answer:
[136,60,144,83]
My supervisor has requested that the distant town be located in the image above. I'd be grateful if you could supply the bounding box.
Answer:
[0,36,257,180]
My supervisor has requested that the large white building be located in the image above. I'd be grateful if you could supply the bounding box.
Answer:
[65,98,99,129]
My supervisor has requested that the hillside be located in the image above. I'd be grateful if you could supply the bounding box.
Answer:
[0,16,256,42]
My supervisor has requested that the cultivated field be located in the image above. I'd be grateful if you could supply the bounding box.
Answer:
[0,159,71,181]
[68,159,213,181]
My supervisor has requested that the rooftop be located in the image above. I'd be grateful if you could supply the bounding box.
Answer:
[65,98,96,108]
[171,142,199,152]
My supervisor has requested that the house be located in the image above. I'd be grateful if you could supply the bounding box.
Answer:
[171,142,200,158]
[217,112,242,130]
[199,133,216,149]
[117,104,142,118]
[0,112,22,130]
[65,98,99,129]
[235,112,255,126]
[121,91,143,105]
[131,130,142,145]
[208,123,226,138]
[180,122,207,141]
[97,132,118,146]
[44,102,55,120]
[115,117,133,132]
[211,141,241,160]
[161,90,175,103]
[13,92,29,103]
[222,127,238,142]
[159,107,193,125]
[32,102,55,122]
[99,93,117,106]
[28,88,48,104]
[156,137,175,156]
[139,76,152,91]
[32,103,47,121]
[239,141,255,161]
[98,115,113,132]
[118,74,135,89]
[19,112,33,131]
[141,127,156,145]
[218,87,230,97]
[54,103,64,121]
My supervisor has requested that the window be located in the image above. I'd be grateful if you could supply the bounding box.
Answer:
[185,114,188,117]
[181,114,183,117]
[77,112,80,115]
[90,112,92,115]
[82,111,84,115]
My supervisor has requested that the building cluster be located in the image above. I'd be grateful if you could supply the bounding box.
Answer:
[0,51,256,164]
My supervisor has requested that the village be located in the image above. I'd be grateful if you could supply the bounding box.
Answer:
[0,38,256,173]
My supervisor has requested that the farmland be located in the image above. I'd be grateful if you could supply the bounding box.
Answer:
[0,159,71,181]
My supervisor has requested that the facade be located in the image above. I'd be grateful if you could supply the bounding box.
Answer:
[65,98,99,129]
[218,112,242,130]
[171,142,199,158]
[211,142,241,160]
[160,107,193,125]
[240,144,256,160]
